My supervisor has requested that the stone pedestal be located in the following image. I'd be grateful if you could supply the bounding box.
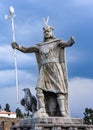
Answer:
[11,117,93,130]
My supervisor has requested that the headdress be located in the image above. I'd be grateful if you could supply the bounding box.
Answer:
[43,16,54,31]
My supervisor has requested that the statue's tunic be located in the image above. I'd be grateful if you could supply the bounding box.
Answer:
[36,40,68,94]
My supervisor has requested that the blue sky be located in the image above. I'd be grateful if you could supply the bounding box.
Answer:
[0,0,93,117]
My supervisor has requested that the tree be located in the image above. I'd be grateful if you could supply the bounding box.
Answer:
[4,103,11,112]
[0,104,2,110]
[83,108,93,125]
[15,107,23,118]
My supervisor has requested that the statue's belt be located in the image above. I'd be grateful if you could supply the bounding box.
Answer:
[41,58,64,65]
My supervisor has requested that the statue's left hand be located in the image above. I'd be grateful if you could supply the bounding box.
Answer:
[70,36,75,43]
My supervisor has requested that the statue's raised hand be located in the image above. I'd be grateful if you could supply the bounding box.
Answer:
[11,42,19,49]
[70,36,75,43]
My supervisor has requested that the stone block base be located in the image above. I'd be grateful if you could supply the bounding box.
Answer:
[11,117,93,130]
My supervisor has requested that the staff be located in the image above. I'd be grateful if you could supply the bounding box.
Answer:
[5,6,19,103]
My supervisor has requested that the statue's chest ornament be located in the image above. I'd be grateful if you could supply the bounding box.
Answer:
[43,47,50,54]
[41,44,54,54]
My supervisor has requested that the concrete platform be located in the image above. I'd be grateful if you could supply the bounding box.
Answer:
[20,117,83,125]
[11,117,93,130]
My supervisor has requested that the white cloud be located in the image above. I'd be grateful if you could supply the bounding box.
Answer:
[0,45,37,69]
[17,52,37,68]
[17,70,37,86]
[69,77,93,117]
[0,70,15,87]
[0,45,13,63]
[0,69,37,87]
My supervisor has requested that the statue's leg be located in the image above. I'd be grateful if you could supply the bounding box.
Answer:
[57,94,70,117]
[36,88,46,113]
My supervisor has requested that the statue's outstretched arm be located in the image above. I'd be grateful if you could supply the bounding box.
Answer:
[11,42,39,53]
[59,36,75,48]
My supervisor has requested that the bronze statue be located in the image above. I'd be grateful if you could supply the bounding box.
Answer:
[11,19,75,117]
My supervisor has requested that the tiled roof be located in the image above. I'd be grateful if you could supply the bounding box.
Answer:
[0,110,16,114]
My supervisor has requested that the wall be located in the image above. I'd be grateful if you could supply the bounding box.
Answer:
[0,117,20,130]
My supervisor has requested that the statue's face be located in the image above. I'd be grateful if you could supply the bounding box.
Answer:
[44,29,54,39]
